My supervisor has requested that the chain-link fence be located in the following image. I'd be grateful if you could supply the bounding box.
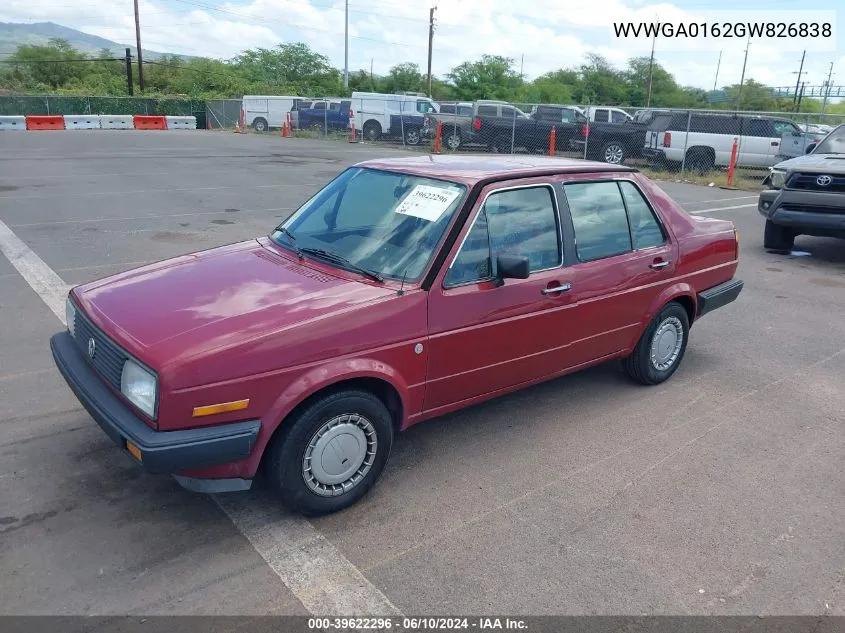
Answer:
[0,95,207,126]
[205,99,243,130]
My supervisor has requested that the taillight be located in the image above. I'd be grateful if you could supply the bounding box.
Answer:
[581,123,589,137]
[663,131,671,147]
[472,117,481,131]
[734,228,739,259]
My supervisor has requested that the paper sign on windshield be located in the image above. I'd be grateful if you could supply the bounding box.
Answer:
[394,185,461,222]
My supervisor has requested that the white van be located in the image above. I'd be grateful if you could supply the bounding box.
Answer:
[242,95,300,132]
[350,92,439,144]
[582,106,633,124]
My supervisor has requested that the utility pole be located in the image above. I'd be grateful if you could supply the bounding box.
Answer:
[133,0,145,92]
[645,14,657,107]
[713,50,722,91]
[426,6,436,97]
[792,50,806,109]
[343,0,349,89]
[519,54,524,80]
[736,35,750,110]
[125,47,134,96]
[796,81,807,111]
[821,61,834,114]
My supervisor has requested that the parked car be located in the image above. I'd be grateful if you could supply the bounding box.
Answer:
[582,105,634,123]
[759,123,845,250]
[289,99,313,130]
[242,95,299,132]
[350,91,438,145]
[50,155,743,516]
[424,101,475,150]
[644,112,807,172]
[472,103,647,164]
[298,99,353,133]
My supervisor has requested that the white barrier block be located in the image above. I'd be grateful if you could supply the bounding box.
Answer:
[64,115,101,130]
[0,116,27,131]
[165,116,197,130]
[99,115,134,130]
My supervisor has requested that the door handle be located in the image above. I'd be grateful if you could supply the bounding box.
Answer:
[649,261,670,270]
[771,141,779,146]
[542,282,572,295]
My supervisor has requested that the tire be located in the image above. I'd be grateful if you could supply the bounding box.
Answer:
[362,120,382,142]
[444,127,462,150]
[404,127,422,146]
[601,141,626,165]
[265,389,394,516]
[624,302,690,386]
[685,147,715,174]
[252,117,268,133]
[763,219,796,251]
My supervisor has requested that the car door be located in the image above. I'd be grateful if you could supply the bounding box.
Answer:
[554,175,679,364]
[424,181,575,411]
[740,118,776,167]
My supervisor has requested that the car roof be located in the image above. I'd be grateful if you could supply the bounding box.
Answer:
[355,155,635,184]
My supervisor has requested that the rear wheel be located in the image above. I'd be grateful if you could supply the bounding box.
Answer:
[444,127,462,150]
[252,117,268,133]
[763,220,796,251]
[362,120,382,141]
[404,127,422,146]
[685,147,715,174]
[624,302,690,385]
[265,390,394,516]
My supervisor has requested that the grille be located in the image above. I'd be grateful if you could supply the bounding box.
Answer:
[786,173,845,193]
[780,203,845,215]
[70,308,129,392]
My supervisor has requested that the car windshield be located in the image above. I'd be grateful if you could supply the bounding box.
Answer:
[271,167,467,282]
[814,126,845,154]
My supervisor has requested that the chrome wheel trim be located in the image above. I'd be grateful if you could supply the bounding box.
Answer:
[405,130,420,145]
[604,144,624,164]
[446,133,461,150]
[650,316,684,371]
[302,413,377,497]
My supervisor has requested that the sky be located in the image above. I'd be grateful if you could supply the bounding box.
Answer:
[1,0,843,93]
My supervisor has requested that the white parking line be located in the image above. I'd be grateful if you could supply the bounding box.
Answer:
[677,194,759,205]
[688,203,757,215]
[0,216,400,617]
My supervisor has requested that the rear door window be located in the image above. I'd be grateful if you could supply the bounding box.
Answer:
[563,181,633,262]
[477,105,498,117]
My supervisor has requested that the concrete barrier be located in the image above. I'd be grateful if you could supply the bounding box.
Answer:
[133,115,167,130]
[64,115,101,130]
[165,116,197,130]
[99,115,134,130]
[0,116,27,131]
[26,115,65,130]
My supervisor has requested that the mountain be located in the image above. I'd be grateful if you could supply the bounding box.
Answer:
[0,22,188,59]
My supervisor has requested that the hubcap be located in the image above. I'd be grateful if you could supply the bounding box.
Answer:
[446,134,460,150]
[605,145,624,163]
[302,414,377,497]
[406,131,420,145]
[650,316,683,371]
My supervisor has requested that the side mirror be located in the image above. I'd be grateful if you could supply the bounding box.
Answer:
[492,254,530,286]
[806,143,817,154]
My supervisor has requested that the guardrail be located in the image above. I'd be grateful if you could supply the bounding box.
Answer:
[0,114,198,132]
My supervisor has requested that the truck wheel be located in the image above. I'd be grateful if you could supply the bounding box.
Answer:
[763,220,796,251]
[252,117,268,133]
[362,121,382,141]
[623,301,690,386]
[265,389,394,516]
[445,128,462,150]
[404,127,422,146]
[685,147,715,174]
[601,141,626,164]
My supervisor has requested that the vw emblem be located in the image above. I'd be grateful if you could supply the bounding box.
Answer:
[816,175,832,187]
[87,338,96,359]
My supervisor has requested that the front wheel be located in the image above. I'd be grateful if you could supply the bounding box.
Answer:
[624,302,690,385]
[601,141,626,164]
[265,390,394,516]
[404,127,422,146]
[763,220,795,251]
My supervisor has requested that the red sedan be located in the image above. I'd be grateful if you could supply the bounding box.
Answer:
[51,155,743,516]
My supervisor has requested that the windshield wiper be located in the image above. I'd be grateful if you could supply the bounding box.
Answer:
[276,227,302,258]
[299,247,384,283]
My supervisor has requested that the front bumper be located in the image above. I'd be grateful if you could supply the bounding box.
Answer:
[50,331,260,480]
[696,279,744,319]
[759,188,845,237]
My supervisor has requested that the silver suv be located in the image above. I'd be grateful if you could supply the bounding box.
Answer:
[759,124,845,250]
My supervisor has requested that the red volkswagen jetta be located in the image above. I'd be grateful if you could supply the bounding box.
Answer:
[51,155,742,516]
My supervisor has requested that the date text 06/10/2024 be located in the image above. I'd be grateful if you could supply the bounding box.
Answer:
[307,617,529,630]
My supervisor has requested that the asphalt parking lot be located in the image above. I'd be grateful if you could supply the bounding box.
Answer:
[1,131,843,617]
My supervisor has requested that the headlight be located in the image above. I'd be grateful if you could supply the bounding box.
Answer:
[65,295,76,338]
[121,359,158,419]
[769,169,787,189]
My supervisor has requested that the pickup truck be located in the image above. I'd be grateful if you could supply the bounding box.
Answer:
[470,103,647,164]
[298,100,352,133]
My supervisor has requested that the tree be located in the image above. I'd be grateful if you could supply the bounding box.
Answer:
[517,69,578,105]
[233,42,342,96]
[447,55,523,100]
[381,63,424,93]
[7,39,92,90]
[575,54,627,105]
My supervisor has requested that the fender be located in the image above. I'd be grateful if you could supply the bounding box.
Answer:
[625,282,697,352]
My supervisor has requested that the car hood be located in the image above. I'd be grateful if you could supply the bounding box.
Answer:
[773,153,845,173]
[72,238,394,362]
